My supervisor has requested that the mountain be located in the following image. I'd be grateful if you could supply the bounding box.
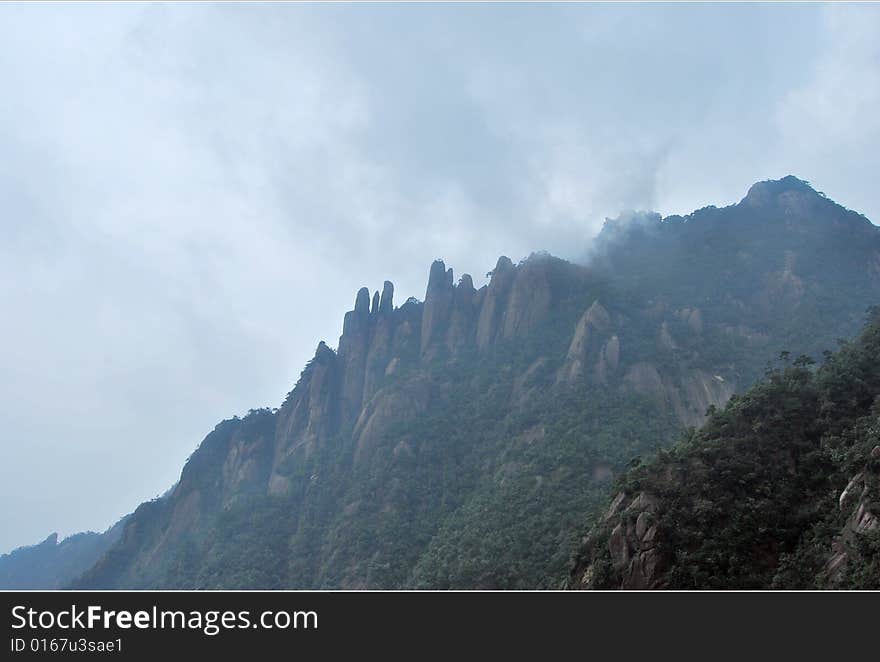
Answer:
[0,519,126,589]
[11,175,876,590]
[569,310,880,589]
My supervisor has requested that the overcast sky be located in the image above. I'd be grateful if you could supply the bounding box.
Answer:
[1,2,879,554]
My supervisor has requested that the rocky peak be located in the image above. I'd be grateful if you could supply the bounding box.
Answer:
[452,274,477,310]
[313,340,336,363]
[582,300,611,330]
[491,255,514,276]
[379,281,394,314]
[421,260,456,355]
[339,286,379,425]
[458,273,475,292]
[426,259,454,291]
[738,176,848,225]
[741,175,817,208]
[476,257,518,349]
[313,340,335,362]
[557,300,612,384]
[500,256,559,340]
[439,273,478,352]
[354,287,371,314]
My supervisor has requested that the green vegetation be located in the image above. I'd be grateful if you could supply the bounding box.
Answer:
[93,322,680,589]
[578,310,880,589]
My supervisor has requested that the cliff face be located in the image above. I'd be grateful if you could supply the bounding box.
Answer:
[572,442,880,591]
[62,176,880,590]
[825,445,880,585]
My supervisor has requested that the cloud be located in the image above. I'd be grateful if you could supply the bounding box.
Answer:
[0,3,878,553]
[773,3,880,216]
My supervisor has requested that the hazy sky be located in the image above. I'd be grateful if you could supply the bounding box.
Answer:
[2,2,879,554]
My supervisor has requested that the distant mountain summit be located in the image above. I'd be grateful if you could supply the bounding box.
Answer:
[0,522,125,589]
[5,176,878,590]
[743,174,817,200]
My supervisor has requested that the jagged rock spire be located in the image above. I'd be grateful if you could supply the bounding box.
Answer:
[492,255,513,275]
[314,340,335,359]
[421,260,455,354]
[445,273,478,352]
[476,256,516,349]
[354,287,371,313]
[379,281,394,314]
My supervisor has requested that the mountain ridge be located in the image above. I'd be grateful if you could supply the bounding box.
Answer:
[4,175,879,590]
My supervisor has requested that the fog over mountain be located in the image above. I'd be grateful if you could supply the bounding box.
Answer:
[1,2,879,554]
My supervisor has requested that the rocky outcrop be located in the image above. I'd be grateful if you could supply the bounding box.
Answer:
[338,288,374,423]
[558,300,611,383]
[501,258,555,340]
[559,303,732,427]
[421,260,456,356]
[418,253,590,357]
[668,369,735,428]
[379,280,394,314]
[364,282,396,401]
[825,445,880,585]
[388,296,422,364]
[623,362,733,428]
[272,276,423,480]
[420,261,502,358]
[594,335,620,384]
[570,440,877,591]
[221,419,277,501]
[476,256,516,349]
[445,274,478,352]
[269,342,341,494]
[742,175,824,216]
[573,489,666,590]
[353,377,432,465]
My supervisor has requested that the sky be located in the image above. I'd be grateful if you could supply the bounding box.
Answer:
[1,2,879,554]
